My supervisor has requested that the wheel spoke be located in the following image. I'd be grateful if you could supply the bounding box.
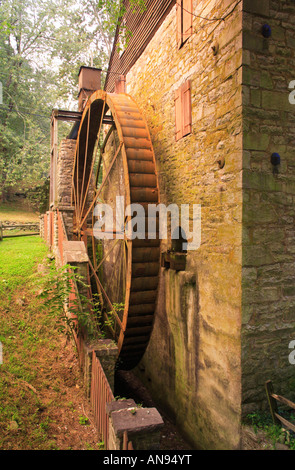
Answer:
[79,141,123,230]
[75,143,81,229]
[101,123,115,154]
[79,108,91,215]
[80,101,106,221]
[88,257,124,332]
[90,238,120,278]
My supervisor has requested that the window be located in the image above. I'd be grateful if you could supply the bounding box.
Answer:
[177,0,193,49]
[174,80,192,141]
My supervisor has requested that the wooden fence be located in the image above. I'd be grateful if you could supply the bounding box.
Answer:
[42,210,134,450]
[123,431,134,450]
[43,211,55,248]
[90,351,115,449]
[265,380,295,432]
[0,221,39,239]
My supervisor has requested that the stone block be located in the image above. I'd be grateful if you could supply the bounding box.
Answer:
[106,399,137,415]
[109,407,164,450]
[243,132,270,151]
[94,339,119,392]
[62,241,89,264]
[243,0,269,16]
[262,90,294,112]
[243,31,264,52]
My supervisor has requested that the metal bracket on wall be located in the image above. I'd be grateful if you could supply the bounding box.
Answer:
[161,251,187,271]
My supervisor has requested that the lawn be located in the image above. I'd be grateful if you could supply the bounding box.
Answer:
[0,236,100,450]
[0,201,40,223]
[0,202,40,239]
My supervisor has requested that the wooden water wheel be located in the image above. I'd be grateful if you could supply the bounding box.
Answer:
[72,90,160,370]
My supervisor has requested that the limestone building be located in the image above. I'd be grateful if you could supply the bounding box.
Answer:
[101,0,295,450]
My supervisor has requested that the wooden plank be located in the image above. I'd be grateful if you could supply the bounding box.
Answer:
[183,0,193,43]
[272,393,295,411]
[105,0,176,92]
[3,233,39,238]
[265,380,280,426]
[176,0,182,48]
[174,86,182,141]
[3,224,38,229]
[274,413,295,433]
[182,80,192,136]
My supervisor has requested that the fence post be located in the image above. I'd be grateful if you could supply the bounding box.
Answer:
[265,380,280,426]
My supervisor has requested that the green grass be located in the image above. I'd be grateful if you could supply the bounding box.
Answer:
[0,201,39,223]
[0,236,47,294]
[0,236,52,448]
[0,236,101,450]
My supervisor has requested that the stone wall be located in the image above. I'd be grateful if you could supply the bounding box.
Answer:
[241,0,295,414]
[57,138,76,240]
[126,0,243,450]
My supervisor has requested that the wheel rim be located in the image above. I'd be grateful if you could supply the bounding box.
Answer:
[72,90,160,370]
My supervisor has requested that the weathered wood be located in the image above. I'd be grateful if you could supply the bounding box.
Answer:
[265,380,295,433]
[3,232,39,238]
[272,393,295,411]
[265,380,280,425]
[3,224,38,229]
[274,413,295,433]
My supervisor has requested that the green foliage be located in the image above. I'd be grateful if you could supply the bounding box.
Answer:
[246,411,295,449]
[39,261,103,342]
[78,415,89,425]
[26,179,50,214]
[0,0,145,201]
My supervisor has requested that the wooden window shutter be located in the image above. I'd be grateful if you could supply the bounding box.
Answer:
[183,0,193,42]
[175,80,192,141]
[182,80,192,136]
[176,1,183,49]
[174,87,182,141]
[177,0,193,49]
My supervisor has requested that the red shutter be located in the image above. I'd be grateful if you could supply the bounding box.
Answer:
[176,1,183,49]
[174,87,182,141]
[175,80,192,140]
[182,80,192,136]
[183,0,193,42]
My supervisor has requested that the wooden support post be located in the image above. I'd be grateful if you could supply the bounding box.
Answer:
[265,380,280,426]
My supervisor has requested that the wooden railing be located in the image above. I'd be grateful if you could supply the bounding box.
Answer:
[43,211,54,248]
[0,222,39,239]
[123,431,134,450]
[90,351,115,449]
[265,380,295,432]
[41,209,134,450]
[56,209,68,263]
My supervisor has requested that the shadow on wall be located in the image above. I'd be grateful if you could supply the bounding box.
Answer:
[135,261,200,441]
